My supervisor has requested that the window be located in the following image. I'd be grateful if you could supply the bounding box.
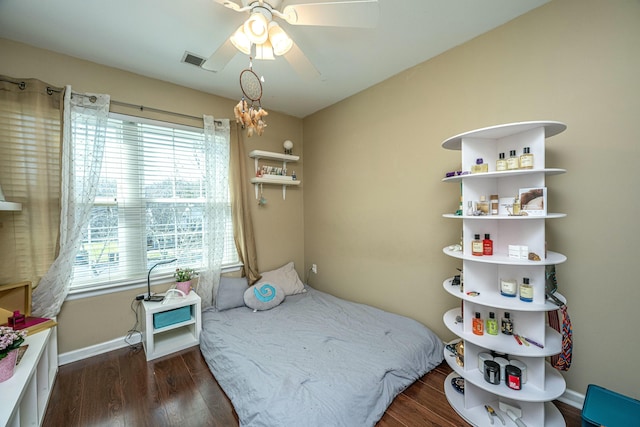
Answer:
[71,113,238,291]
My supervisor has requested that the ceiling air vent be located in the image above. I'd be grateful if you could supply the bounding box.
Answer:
[182,52,206,67]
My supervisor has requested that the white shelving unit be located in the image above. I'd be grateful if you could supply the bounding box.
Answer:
[441,121,568,427]
[249,149,300,200]
[0,327,58,427]
[141,292,201,361]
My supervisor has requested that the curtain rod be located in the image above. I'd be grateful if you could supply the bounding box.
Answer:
[1,77,223,125]
[74,93,223,125]
[0,76,63,95]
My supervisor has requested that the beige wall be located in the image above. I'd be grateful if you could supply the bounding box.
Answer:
[2,0,639,401]
[303,0,639,399]
[0,38,304,354]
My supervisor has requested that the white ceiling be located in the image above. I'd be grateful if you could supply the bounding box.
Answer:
[0,0,549,118]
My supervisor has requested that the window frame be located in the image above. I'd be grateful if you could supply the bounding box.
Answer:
[66,113,241,300]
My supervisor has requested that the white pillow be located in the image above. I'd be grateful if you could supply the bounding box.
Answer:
[255,261,305,295]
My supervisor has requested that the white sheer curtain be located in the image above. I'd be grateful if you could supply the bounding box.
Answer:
[32,87,110,318]
[195,116,231,308]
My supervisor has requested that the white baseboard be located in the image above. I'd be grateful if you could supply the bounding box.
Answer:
[58,334,141,366]
[558,388,585,410]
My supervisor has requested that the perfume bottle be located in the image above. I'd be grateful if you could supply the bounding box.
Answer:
[471,158,489,174]
[483,234,493,255]
[496,152,507,171]
[472,234,483,256]
[455,196,463,216]
[519,277,533,302]
[512,194,521,216]
[506,150,519,170]
[519,147,534,169]
[486,312,498,335]
[467,201,474,216]
[501,312,514,335]
[476,195,489,215]
[473,312,484,335]
[500,279,517,297]
[490,194,499,215]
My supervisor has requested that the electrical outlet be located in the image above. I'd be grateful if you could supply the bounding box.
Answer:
[311,264,317,274]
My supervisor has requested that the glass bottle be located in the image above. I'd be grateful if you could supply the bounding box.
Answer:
[496,152,507,171]
[467,201,474,216]
[486,312,498,335]
[483,234,493,255]
[490,194,499,215]
[472,234,483,256]
[506,150,519,170]
[476,195,489,215]
[471,158,489,174]
[501,312,514,335]
[519,147,534,169]
[519,277,533,302]
[500,279,517,297]
[512,194,521,216]
[473,312,484,335]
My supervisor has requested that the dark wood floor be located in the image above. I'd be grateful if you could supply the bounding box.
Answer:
[43,345,582,426]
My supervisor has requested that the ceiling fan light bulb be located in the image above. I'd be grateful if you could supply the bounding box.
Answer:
[244,13,269,44]
[268,22,293,56]
[255,41,274,60]
[230,25,252,55]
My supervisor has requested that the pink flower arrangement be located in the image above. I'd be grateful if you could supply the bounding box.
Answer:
[0,326,27,360]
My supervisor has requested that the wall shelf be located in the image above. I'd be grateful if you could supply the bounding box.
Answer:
[0,201,22,211]
[248,150,300,200]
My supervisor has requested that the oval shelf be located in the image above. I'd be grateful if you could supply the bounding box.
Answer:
[443,308,562,357]
[441,121,566,150]
[443,247,567,265]
[443,373,567,426]
[443,277,566,312]
[443,213,566,220]
[443,355,566,402]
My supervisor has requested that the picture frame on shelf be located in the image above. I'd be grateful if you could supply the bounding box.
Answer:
[519,187,547,216]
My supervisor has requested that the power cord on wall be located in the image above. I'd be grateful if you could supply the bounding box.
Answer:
[304,266,313,286]
[124,299,142,351]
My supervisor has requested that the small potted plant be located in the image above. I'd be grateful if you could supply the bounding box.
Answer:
[0,326,27,382]
[174,267,198,294]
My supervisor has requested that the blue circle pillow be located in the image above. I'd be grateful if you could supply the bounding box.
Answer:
[244,283,285,311]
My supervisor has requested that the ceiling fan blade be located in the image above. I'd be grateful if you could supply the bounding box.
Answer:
[283,41,321,81]
[281,0,379,28]
[201,39,237,72]
[213,0,243,11]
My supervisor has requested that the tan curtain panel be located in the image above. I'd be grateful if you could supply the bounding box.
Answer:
[229,123,260,284]
[0,76,63,286]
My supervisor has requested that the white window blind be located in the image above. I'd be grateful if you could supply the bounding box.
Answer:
[71,113,238,290]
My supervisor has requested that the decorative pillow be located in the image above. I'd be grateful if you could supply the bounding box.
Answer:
[215,276,249,311]
[244,283,285,311]
[255,261,305,296]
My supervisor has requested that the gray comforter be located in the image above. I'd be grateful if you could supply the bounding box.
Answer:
[199,286,444,427]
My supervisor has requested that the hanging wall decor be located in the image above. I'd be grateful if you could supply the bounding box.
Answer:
[233,59,269,137]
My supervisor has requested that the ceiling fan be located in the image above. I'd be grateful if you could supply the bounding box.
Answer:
[202,0,379,79]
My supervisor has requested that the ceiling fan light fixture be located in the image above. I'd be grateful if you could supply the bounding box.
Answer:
[255,40,275,60]
[230,25,252,55]
[268,22,293,56]
[244,12,269,44]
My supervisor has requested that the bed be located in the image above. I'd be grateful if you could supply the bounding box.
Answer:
[199,276,444,427]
